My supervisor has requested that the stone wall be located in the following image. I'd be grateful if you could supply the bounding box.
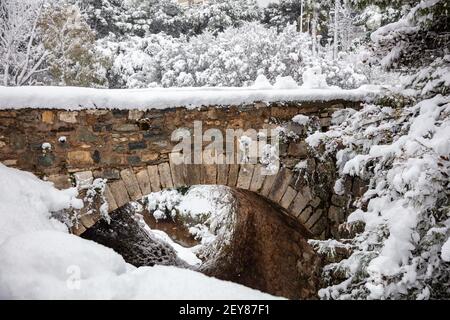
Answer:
[0,99,363,238]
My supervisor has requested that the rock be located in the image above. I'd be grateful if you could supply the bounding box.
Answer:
[114,124,139,132]
[108,180,130,208]
[147,165,162,191]
[158,162,173,189]
[331,194,347,207]
[128,110,144,120]
[42,111,55,124]
[67,150,93,166]
[236,164,254,189]
[136,169,152,196]
[280,186,297,209]
[81,205,186,268]
[37,154,54,167]
[249,164,266,192]
[73,171,93,189]
[93,168,120,180]
[288,141,308,158]
[47,174,72,189]
[268,168,293,203]
[200,189,321,299]
[141,152,159,162]
[59,111,78,123]
[120,169,142,201]
[128,141,147,150]
[305,209,324,230]
[289,186,312,216]
[127,155,141,166]
[328,205,345,223]
[226,164,240,187]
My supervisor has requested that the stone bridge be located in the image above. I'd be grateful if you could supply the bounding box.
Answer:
[0,99,363,239]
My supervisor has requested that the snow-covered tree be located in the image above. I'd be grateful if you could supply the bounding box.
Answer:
[0,0,48,86]
[39,4,109,87]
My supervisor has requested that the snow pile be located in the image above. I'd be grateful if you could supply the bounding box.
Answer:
[252,74,273,89]
[273,76,299,89]
[0,164,82,245]
[292,114,310,126]
[0,84,380,110]
[307,93,450,299]
[0,164,278,299]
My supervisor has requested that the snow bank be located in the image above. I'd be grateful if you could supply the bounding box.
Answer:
[0,164,278,299]
[0,85,381,110]
[307,94,450,299]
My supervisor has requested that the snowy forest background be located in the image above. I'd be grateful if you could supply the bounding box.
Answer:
[0,0,446,90]
[0,0,449,300]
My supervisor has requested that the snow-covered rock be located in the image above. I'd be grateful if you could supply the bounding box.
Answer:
[0,164,279,299]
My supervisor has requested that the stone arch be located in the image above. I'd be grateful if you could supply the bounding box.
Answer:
[71,160,328,239]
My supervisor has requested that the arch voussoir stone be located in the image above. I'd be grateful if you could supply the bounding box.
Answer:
[268,168,293,203]
[120,168,142,201]
[236,164,254,190]
[136,169,152,196]
[158,162,173,189]
[147,165,161,192]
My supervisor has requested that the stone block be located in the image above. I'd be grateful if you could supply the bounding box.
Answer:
[201,164,217,185]
[158,162,173,189]
[142,152,159,162]
[128,141,147,150]
[68,150,93,166]
[268,168,293,203]
[73,171,93,189]
[260,172,277,197]
[310,216,328,236]
[331,194,347,207]
[305,209,324,230]
[114,124,139,132]
[104,185,118,212]
[2,159,17,166]
[328,205,345,223]
[287,141,308,158]
[59,111,78,123]
[127,156,141,166]
[297,206,312,224]
[47,174,72,189]
[42,111,55,124]
[280,186,297,209]
[147,165,161,192]
[71,223,86,236]
[289,186,312,216]
[236,164,254,190]
[169,153,187,188]
[80,214,97,229]
[249,164,266,192]
[216,164,229,185]
[129,110,144,120]
[136,169,152,196]
[185,164,201,186]
[227,164,240,187]
[120,169,142,201]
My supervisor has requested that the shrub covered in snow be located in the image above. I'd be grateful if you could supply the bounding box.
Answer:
[307,91,450,299]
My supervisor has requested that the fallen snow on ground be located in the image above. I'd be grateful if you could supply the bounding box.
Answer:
[0,85,381,110]
[144,185,235,250]
[0,164,278,299]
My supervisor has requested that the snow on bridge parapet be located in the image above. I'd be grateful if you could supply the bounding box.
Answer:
[0,85,381,110]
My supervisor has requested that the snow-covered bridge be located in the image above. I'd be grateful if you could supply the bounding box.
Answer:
[0,85,377,238]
